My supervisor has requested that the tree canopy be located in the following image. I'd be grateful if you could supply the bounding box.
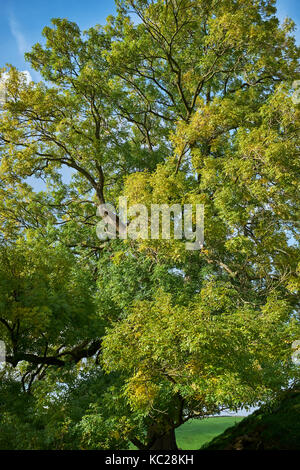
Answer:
[0,0,299,450]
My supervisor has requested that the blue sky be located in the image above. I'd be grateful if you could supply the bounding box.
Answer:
[0,0,299,78]
[0,0,117,78]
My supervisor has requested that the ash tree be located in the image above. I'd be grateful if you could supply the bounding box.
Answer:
[0,0,299,450]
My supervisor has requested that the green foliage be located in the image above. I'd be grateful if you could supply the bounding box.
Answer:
[103,287,298,417]
[0,239,99,356]
[0,0,299,450]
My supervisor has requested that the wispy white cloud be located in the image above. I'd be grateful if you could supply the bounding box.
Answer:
[8,10,28,57]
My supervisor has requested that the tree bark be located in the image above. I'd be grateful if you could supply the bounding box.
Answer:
[149,427,178,450]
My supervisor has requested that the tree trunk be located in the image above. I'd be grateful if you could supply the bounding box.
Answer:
[149,427,178,450]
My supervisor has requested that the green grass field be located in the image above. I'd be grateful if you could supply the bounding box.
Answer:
[175,416,244,450]
[129,416,244,450]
